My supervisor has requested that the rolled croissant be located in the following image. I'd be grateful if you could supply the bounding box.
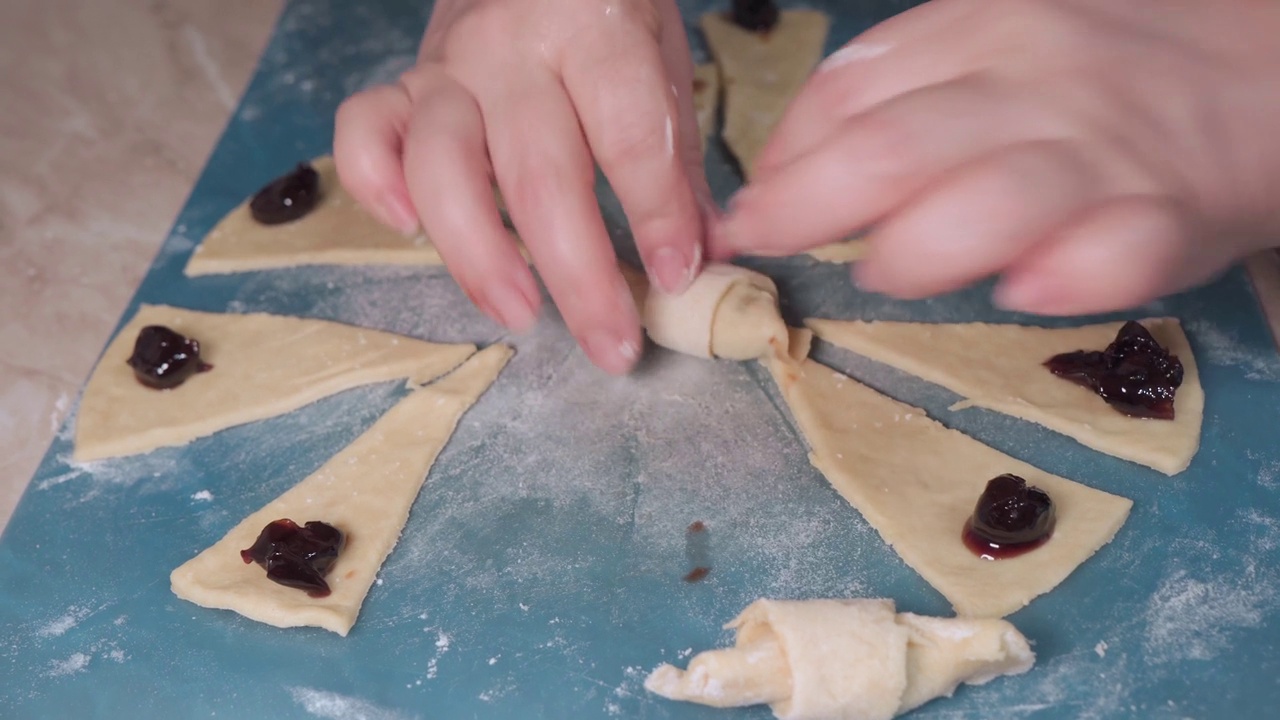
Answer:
[622,263,789,360]
[645,598,1035,720]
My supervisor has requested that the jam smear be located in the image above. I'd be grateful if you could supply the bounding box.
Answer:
[683,567,711,583]
[126,325,212,389]
[1045,321,1183,419]
[241,519,345,597]
[249,162,321,225]
[683,520,712,582]
[962,474,1055,561]
[730,0,779,33]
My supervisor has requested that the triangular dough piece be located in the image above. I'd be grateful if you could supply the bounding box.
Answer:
[74,305,476,461]
[806,237,867,264]
[806,318,1204,475]
[185,156,522,275]
[692,63,720,152]
[764,331,1132,618]
[170,344,512,636]
[700,10,829,179]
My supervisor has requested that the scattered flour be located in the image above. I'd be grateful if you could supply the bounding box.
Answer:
[287,686,410,720]
[424,630,451,680]
[37,606,92,638]
[47,652,90,678]
[1094,641,1108,658]
[1184,318,1280,381]
[1144,570,1274,663]
[190,490,213,502]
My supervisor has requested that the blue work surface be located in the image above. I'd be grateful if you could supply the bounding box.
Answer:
[4,1,1280,718]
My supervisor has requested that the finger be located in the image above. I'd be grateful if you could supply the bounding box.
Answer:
[753,0,987,177]
[856,140,1105,299]
[481,75,643,375]
[992,196,1208,315]
[399,71,541,333]
[655,0,718,226]
[561,18,704,294]
[712,77,1056,258]
[333,84,421,235]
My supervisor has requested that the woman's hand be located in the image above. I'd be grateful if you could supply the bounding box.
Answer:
[714,0,1280,315]
[335,0,712,374]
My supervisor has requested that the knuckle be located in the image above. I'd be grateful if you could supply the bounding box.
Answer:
[848,108,924,178]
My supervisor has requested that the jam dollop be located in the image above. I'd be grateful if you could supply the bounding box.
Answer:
[962,474,1055,560]
[730,0,779,33]
[1044,320,1183,419]
[126,325,212,389]
[240,519,345,597]
[249,162,321,225]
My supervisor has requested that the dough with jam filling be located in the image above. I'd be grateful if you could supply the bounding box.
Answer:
[185,156,524,275]
[805,318,1204,474]
[764,330,1132,617]
[170,345,511,636]
[646,598,1035,720]
[74,304,476,461]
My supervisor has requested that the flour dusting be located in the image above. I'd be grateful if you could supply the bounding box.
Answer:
[37,606,91,638]
[47,652,90,678]
[1144,569,1273,662]
[1185,318,1280,381]
[287,686,411,720]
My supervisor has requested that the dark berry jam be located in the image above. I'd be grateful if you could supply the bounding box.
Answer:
[962,474,1055,561]
[249,162,321,225]
[126,325,212,389]
[1045,321,1183,419]
[683,520,711,582]
[683,567,711,583]
[241,519,345,597]
[730,0,779,33]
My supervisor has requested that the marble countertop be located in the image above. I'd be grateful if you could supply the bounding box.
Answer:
[0,0,283,531]
[3,0,1279,536]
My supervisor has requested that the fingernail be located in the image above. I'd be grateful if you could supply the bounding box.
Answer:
[650,246,693,294]
[488,281,538,332]
[378,194,420,236]
[582,330,640,375]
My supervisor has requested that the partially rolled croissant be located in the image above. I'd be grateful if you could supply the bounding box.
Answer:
[645,598,1035,720]
[623,263,789,360]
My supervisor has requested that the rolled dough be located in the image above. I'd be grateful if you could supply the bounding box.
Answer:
[764,330,1133,617]
[645,598,1034,720]
[74,305,476,462]
[184,156,523,275]
[623,263,788,359]
[170,344,512,636]
[806,318,1204,474]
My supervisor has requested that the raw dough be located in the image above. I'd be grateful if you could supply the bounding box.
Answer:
[805,318,1204,475]
[74,304,476,462]
[645,598,1034,720]
[623,263,788,359]
[700,10,830,179]
[764,330,1133,617]
[692,63,720,151]
[807,237,867,264]
[698,12,859,265]
[170,344,512,636]
[185,156,522,275]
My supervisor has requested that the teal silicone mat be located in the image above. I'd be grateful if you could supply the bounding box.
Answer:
[3,1,1280,718]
